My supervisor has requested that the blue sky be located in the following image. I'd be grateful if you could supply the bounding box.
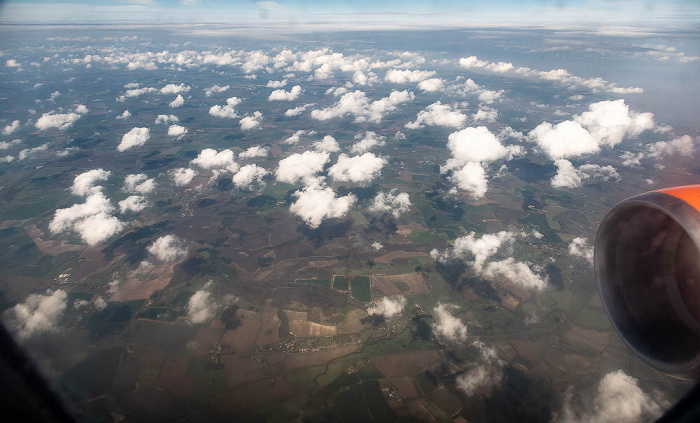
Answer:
[0,0,698,26]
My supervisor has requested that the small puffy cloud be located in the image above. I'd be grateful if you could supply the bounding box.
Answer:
[328,153,386,184]
[266,79,287,88]
[311,90,414,124]
[147,234,188,262]
[171,167,197,186]
[483,258,547,290]
[472,107,498,123]
[432,303,468,342]
[449,79,504,105]
[290,185,356,228]
[552,159,584,188]
[551,160,620,188]
[313,135,340,153]
[119,195,148,213]
[574,99,654,148]
[209,97,242,119]
[6,59,20,68]
[351,131,386,154]
[285,103,312,117]
[3,119,20,135]
[117,127,150,152]
[190,148,238,173]
[385,69,436,83]
[50,190,124,245]
[432,231,516,272]
[367,296,406,318]
[155,114,178,124]
[405,102,467,129]
[531,121,599,159]
[116,110,131,120]
[569,237,594,264]
[72,168,110,196]
[276,150,330,185]
[1,155,14,163]
[459,56,513,73]
[456,341,504,397]
[238,145,269,159]
[418,78,445,92]
[432,231,547,291]
[167,124,188,139]
[240,111,263,130]
[169,94,184,108]
[124,173,155,194]
[188,285,215,324]
[529,100,654,160]
[232,164,268,190]
[440,127,522,198]
[2,290,68,339]
[371,241,383,251]
[117,86,157,101]
[648,135,695,158]
[204,84,230,97]
[449,162,488,198]
[18,144,48,160]
[72,212,124,245]
[35,108,85,131]
[620,151,645,167]
[0,139,21,150]
[444,126,520,167]
[160,83,191,95]
[282,129,307,145]
[368,190,411,218]
[554,370,665,423]
[269,85,302,101]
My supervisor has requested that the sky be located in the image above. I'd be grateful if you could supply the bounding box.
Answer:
[1,0,699,27]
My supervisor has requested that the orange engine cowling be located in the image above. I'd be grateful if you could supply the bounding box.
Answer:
[596,185,700,379]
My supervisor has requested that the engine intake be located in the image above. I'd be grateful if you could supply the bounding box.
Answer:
[596,186,700,379]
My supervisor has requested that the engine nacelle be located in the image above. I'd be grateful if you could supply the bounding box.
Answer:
[596,185,700,379]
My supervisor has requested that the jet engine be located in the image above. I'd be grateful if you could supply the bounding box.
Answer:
[596,185,700,379]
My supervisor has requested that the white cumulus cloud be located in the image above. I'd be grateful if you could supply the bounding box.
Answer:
[276,150,330,185]
[290,184,356,229]
[147,234,187,262]
[269,85,302,101]
[119,195,148,213]
[3,119,20,135]
[328,153,386,184]
[569,237,594,264]
[313,135,340,153]
[368,190,411,218]
[3,290,68,339]
[72,169,111,196]
[432,303,468,342]
[311,90,414,123]
[171,167,197,186]
[118,127,150,152]
[351,131,386,154]
[239,145,269,159]
[405,101,467,129]
[167,124,188,139]
[209,96,242,119]
[190,148,238,173]
[367,296,406,318]
[232,164,268,190]
[240,111,263,130]
[169,94,184,108]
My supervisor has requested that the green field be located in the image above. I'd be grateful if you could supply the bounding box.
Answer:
[351,276,371,302]
[333,275,349,290]
[296,278,332,288]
